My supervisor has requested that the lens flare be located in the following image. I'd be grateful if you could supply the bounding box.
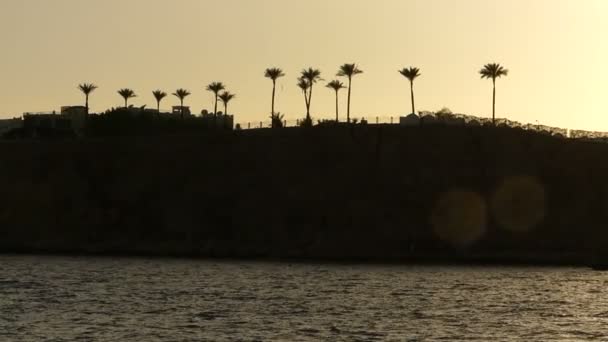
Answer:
[431,190,487,247]
[491,176,546,233]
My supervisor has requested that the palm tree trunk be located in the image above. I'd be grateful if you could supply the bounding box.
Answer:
[271,80,276,116]
[214,95,218,116]
[492,79,496,125]
[181,99,184,120]
[335,90,339,122]
[302,90,308,117]
[347,77,352,123]
[214,94,218,127]
[410,80,415,115]
[83,94,89,133]
[124,98,128,108]
[157,100,160,117]
[224,103,228,116]
[306,85,313,121]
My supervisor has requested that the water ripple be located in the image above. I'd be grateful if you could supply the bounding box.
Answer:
[0,257,605,340]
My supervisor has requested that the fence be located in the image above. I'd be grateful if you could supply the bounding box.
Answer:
[24,111,60,115]
[234,116,403,130]
[235,113,608,142]
[18,110,608,142]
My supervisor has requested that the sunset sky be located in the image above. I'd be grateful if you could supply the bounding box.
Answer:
[0,0,606,130]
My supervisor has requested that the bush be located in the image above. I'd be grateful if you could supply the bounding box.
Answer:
[270,113,285,128]
[435,107,454,119]
[317,119,338,127]
[299,117,313,128]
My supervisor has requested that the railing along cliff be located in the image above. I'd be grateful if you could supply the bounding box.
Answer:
[235,113,608,142]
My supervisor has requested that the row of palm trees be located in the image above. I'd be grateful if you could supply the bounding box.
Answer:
[264,62,508,125]
[264,64,364,125]
[78,62,508,126]
[78,83,237,120]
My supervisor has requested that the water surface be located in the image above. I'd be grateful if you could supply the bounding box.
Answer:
[0,256,606,341]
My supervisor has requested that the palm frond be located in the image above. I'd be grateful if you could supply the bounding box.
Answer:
[172,88,191,100]
[326,80,346,91]
[117,88,137,99]
[78,83,98,95]
[206,82,226,94]
[399,67,421,81]
[219,91,236,104]
[337,63,363,78]
[300,68,323,84]
[297,77,310,91]
[479,63,509,80]
[264,67,285,81]
[152,90,167,101]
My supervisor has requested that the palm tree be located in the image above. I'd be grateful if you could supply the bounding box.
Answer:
[172,88,191,120]
[264,68,285,118]
[78,83,98,114]
[152,90,167,115]
[326,80,346,122]
[118,88,137,108]
[300,68,322,121]
[337,63,363,123]
[398,67,421,116]
[479,63,509,125]
[297,77,310,115]
[206,82,225,116]
[219,91,236,116]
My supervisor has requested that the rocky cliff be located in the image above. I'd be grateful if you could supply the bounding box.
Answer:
[1,125,606,264]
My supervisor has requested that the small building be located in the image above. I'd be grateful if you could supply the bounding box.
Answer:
[442,116,465,126]
[61,105,86,116]
[61,106,87,135]
[23,112,73,137]
[143,108,160,115]
[201,112,234,130]
[0,118,23,136]
[400,113,420,126]
[20,106,89,138]
[172,106,191,116]
[420,114,438,125]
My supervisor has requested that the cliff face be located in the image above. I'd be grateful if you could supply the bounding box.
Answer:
[1,125,607,263]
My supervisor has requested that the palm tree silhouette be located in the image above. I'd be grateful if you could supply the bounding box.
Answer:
[326,80,346,122]
[118,88,137,108]
[479,63,509,125]
[172,88,191,120]
[152,90,167,116]
[206,82,225,116]
[337,63,363,123]
[219,91,236,116]
[297,77,310,118]
[398,67,421,116]
[78,83,98,114]
[264,68,285,119]
[300,68,322,122]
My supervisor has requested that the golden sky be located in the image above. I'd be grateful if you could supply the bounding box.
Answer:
[0,0,606,130]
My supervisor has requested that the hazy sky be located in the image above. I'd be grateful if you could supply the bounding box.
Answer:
[0,0,606,130]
